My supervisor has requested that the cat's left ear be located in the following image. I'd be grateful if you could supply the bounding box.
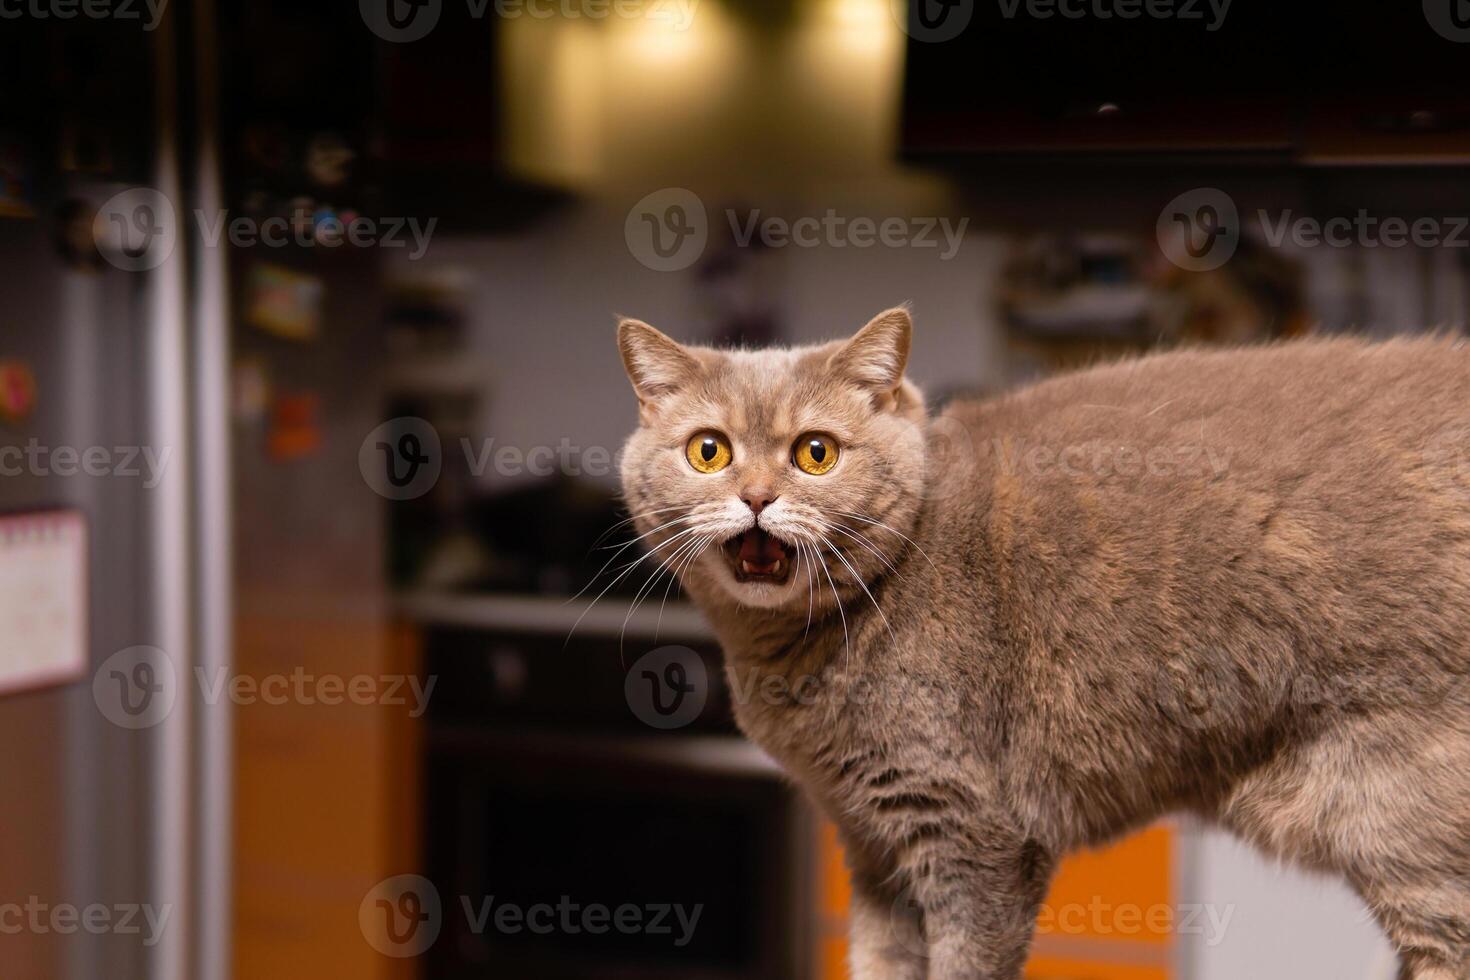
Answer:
[618,317,701,414]
[829,307,922,414]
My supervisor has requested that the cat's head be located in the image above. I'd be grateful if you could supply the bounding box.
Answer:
[616,308,928,611]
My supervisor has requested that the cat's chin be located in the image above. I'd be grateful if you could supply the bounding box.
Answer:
[716,575,806,610]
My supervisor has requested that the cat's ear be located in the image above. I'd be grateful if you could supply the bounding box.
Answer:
[618,318,700,409]
[829,306,913,402]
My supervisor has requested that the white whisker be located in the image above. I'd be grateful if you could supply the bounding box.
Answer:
[813,517,898,575]
[565,525,705,646]
[655,533,713,644]
[589,503,690,549]
[806,539,849,728]
[819,530,897,652]
[621,532,708,657]
[797,541,815,640]
[569,513,700,602]
[810,538,849,661]
[834,510,937,571]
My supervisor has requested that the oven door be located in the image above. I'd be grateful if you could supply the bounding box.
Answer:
[425,728,815,980]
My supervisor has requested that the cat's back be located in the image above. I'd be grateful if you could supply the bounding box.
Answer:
[949,334,1465,456]
[941,335,1470,510]
[925,334,1470,680]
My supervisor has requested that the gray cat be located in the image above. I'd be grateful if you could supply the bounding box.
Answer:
[616,307,1470,979]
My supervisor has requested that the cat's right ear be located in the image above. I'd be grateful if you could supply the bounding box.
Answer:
[618,318,700,415]
[828,306,922,416]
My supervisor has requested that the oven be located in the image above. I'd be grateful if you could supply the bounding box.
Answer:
[412,604,820,980]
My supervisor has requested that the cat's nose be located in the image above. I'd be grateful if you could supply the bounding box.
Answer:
[740,491,778,515]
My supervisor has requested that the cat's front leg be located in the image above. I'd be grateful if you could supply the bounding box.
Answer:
[849,883,927,980]
[903,834,1053,980]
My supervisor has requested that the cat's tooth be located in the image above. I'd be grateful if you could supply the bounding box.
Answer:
[741,558,786,576]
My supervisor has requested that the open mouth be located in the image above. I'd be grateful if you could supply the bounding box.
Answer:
[723,527,797,584]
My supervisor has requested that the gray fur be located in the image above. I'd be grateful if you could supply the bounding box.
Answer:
[617,309,1470,979]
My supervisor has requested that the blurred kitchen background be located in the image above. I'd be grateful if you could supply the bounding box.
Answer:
[1,1,1467,978]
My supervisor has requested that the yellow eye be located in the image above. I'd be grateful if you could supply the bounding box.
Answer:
[792,433,839,475]
[686,432,733,473]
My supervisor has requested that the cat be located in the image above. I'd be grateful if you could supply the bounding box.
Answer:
[616,307,1470,980]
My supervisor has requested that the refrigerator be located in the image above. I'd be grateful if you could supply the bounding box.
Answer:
[0,9,232,980]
